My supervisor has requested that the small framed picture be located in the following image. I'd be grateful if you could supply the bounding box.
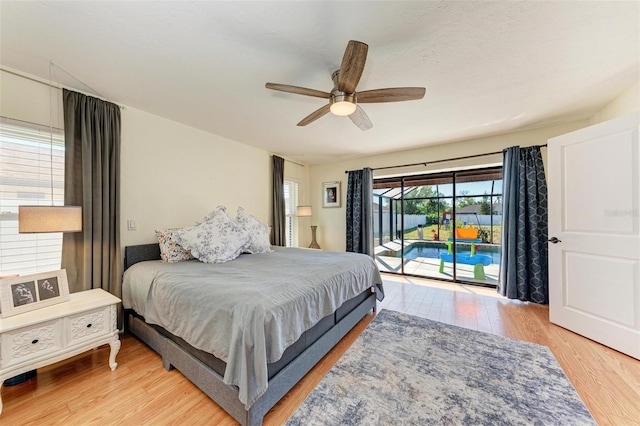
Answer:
[0,270,70,318]
[322,181,341,208]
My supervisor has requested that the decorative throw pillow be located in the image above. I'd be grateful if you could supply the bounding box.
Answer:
[175,209,250,263]
[156,228,194,263]
[236,207,272,254]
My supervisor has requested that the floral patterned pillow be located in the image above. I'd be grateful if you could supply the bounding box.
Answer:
[203,205,228,222]
[236,207,272,254]
[156,228,194,263]
[175,209,250,263]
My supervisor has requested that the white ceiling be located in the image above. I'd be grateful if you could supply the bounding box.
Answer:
[1,1,638,165]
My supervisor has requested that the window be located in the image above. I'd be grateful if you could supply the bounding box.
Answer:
[0,117,65,275]
[283,180,299,247]
[373,167,502,286]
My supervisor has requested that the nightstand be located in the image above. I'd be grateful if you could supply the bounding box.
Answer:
[0,288,121,414]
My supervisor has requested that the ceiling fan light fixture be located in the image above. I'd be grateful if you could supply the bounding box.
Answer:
[330,94,357,116]
[265,40,425,130]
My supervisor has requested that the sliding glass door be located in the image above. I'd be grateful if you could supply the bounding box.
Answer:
[373,167,502,286]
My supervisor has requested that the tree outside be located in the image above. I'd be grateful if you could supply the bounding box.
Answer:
[404,186,449,225]
[401,187,502,244]
[377,181,502,245]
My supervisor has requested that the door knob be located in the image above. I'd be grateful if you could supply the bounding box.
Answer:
[548,237,561,244]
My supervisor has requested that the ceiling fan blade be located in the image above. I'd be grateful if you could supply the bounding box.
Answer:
[338,40,368,94]
[349,105,373,131]
[357,87,426,103]
[266,83,331,99]
[297,104,331,126]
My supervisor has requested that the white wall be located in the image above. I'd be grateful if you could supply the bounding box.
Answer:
[309,78,640,252]
[0,70,63,128]
[120,107,271,247]
[5,67,637,254]
[1,70,273,251]
[308,121,591,251]
[589,82,639,125]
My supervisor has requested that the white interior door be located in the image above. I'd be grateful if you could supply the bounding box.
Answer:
[548,113,640,360]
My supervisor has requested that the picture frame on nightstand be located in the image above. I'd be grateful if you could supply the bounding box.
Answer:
[0,269,70,318]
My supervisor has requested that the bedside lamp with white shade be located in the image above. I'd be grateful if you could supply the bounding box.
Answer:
[18,62,83,236]
[296,205,320,249]
[6,206,82,388]
[5,61,83,387]
[18,206,82,233]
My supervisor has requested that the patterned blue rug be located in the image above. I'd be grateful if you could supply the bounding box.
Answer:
[287,309,595,425]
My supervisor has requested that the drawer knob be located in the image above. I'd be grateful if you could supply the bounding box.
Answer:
[32,339,39,344]
[86,323,92,328]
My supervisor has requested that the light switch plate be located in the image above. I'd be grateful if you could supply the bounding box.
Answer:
[127,219,137,231]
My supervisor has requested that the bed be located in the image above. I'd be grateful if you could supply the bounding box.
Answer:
[122,244,384,426]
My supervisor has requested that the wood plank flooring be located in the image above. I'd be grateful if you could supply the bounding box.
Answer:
[2,275,639,425]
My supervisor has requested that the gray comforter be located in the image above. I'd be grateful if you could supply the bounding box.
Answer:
[122,247,383,409]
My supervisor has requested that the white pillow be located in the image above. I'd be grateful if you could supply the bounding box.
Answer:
[236,207,272,254]
[202,204,228,222]
[175,209,250,263]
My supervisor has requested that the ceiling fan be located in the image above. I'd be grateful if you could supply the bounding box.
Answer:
[265,40,426,131]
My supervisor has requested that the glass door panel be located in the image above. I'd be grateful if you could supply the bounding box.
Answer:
[373,167,501,287]
[372,185,402,274]
[401,175,454,280]
[453,188,502,285]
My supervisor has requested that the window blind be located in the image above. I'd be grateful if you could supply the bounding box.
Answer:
[0,117,65,275]
[284,180,299,247]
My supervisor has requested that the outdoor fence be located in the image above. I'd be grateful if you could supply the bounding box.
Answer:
[374,214,424,238]
[453,214,503,226]
[374,213,503,243]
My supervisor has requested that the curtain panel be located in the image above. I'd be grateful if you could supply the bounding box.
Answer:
[499,146,549,304]
[271,155,286,246]
[61,89,122,297]
[346,168,374,256]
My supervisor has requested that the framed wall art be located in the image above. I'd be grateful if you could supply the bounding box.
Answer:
[0,269,70,318]
[322,181,341,208]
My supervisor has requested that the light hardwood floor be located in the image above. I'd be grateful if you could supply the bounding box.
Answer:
[2,275,639,425]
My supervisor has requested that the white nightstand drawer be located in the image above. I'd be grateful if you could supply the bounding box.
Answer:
[0,289,121,414]
[66,306,111,345]
[1,319,63,367]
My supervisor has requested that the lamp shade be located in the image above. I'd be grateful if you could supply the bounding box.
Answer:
[296,205,313,217]
[18,206,82,233]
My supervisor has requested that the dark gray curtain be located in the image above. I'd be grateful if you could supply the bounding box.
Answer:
[346,168,374,256]
[61,89,121,297]
[271,155,286,246]
[499,146,548,304]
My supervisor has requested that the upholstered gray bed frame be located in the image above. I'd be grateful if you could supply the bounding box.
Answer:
[123,244,377,426]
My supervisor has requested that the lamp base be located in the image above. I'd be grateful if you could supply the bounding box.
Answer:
[309,225,321,249]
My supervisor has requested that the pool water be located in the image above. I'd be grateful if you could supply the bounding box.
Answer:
[399,242,501,264]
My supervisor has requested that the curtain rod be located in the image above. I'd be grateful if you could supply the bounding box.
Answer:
[1,65,124,109]
[270,154,305,167]
[285,158,305,167]
[344,144,547,174]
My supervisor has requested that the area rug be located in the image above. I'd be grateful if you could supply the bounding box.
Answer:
[287,309,594,425]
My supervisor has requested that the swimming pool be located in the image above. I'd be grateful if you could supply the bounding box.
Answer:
[399,242,501,264]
